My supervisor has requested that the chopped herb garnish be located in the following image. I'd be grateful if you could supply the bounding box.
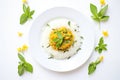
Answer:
[63,50,69,53]
[76,48,81,52]
[80,42,83,44]
[80,36,84,39]
[68,21,71,26]
[48,54,54,59]
[47,23,50,27]
[72,40,77,46]
[67,56,71,59]
[74,29,77,32]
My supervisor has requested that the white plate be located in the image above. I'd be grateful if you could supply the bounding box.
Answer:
[29,7,95,72]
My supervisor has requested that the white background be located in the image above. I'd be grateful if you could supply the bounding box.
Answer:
[0,0,120,80]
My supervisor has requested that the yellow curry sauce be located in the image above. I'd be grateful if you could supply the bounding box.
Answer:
[49,27,74,51]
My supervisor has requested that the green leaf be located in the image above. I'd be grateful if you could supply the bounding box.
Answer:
[18,53,26,62]
[56,31,63,39]
[88,62,96,75]
[18,64,24,76]
[25,6,30,16]
[56,39,63,48]
[53,38,59,42]
[28,10,35,19]
[99,37,104,45]
[103,44,107,46]
[95,59,101,65]
[90,3,98,17]
[100,16,109,21]
[56,43,61,48]
[98,49,102,53]
[59,39,63,45]
[98,5,108,17]
[20,13,28,24]
[30,10,35,16]
[95,46,99,51]
[23,4,26,12]
[24,62,33,73]
[102,45,107,50]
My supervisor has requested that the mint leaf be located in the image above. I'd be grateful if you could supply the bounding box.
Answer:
[88,62,96,75]
[28,10,35,19]
[30,10,35,16]
[20,13,28,24]
[98,5,108,17]
[56,39,63,48]
[53,38,60,42]
[100,16,109,21]
[90,3,98,17]
[18,64,24,76]
[25,6,30,16]
[18,53,26,62]
[23,4,27,12]
[24,62,33,73]
[56,31,63,39]
[99,37,104,45]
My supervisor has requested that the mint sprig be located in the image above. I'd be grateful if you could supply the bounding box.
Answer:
[95,37,107,54]
[90,3,109,22]
[20,4,35,24]
[18,53,33,76]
